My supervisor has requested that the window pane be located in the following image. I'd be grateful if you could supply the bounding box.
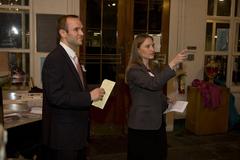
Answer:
[102,0,117,53]
[9,52,30,77]
[134,0,148,31]
[86,0,101,29]
[85,64,100,84]
[85,0,119,84]
[205,23,213,51]
[215,23,229,51]
[0,52,29,88]
[102,64,116,81]
[215,55,228,83]
[102,29,116,54]
[232,56,240,85]
[235,23,240,52]
[103,0,117,29]
[207,0,214,15]
[217,0,231,16]
[86,29,101,54]
[0,10,29,49]
[235,0,240,16]
[0,0,29,6]
[149,0,162,31]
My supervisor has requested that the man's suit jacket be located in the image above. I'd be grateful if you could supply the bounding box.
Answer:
[126,63,176,130]
[42,45,91,150]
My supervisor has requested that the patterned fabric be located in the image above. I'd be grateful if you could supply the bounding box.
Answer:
[192,79,221,109]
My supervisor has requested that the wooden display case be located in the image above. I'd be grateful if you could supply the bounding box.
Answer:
[185,86,230,135]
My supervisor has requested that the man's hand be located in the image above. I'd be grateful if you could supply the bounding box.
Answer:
[90,88,105,101]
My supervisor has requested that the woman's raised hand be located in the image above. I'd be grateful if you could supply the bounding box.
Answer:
[169,49,188,69]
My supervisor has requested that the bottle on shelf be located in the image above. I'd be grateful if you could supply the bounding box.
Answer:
[177,74,186,94]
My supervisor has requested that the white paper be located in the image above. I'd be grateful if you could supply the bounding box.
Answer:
[92,79,116,109]
[164,101,188,114]
[152,35,161,52]
[30,107,42,115]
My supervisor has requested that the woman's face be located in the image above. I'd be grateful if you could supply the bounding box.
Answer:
[138,37,155,62]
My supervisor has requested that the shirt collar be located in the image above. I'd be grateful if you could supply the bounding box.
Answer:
[60,41,77,59]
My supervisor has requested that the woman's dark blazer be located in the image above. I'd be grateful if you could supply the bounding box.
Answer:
[41,45,91,150]
[126,63,176,130]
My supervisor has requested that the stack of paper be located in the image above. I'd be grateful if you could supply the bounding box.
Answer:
[164,101,188,114]
[30,107,42,115]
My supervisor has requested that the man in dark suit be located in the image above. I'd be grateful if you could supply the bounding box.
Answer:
[41,15,105,160]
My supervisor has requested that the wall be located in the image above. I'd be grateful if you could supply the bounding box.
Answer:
[33,0,78,14]
[168,0,207,97]
[166,0,207,130]
[31,0,80,87]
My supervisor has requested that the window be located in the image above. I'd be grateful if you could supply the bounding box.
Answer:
[83,0,165,84]
[134,0,164,63]
[0,0,31,89]
[85,0,119,84]
[0,0,29,6]
[0,10,29,49]
[205,0,240,90]
[134,0,163,34]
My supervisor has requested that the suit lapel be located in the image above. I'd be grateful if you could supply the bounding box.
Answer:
[59,45,85,90]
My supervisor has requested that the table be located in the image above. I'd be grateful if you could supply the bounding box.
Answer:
[4,113,41,129]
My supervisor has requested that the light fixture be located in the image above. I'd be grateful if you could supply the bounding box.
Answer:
[93,32,101,36]
[11,26,19,35]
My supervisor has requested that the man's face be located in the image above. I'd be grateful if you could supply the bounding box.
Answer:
[63,17,84,48]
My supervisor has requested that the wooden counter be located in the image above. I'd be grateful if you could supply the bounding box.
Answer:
[1,90,42,129]
[185,86,230,135]
[4,113,41,129]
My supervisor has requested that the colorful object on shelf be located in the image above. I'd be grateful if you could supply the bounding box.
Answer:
[11,66,26,84]
[177,73,186,94]
[191,79,221,109]
[205,58,219,83]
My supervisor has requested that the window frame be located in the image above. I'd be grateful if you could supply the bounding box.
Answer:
[0,1,32,89]
[205,0,240,91]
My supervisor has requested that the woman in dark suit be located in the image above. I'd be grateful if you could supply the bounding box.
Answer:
[41,15,105,160]
[125,34,187,160]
